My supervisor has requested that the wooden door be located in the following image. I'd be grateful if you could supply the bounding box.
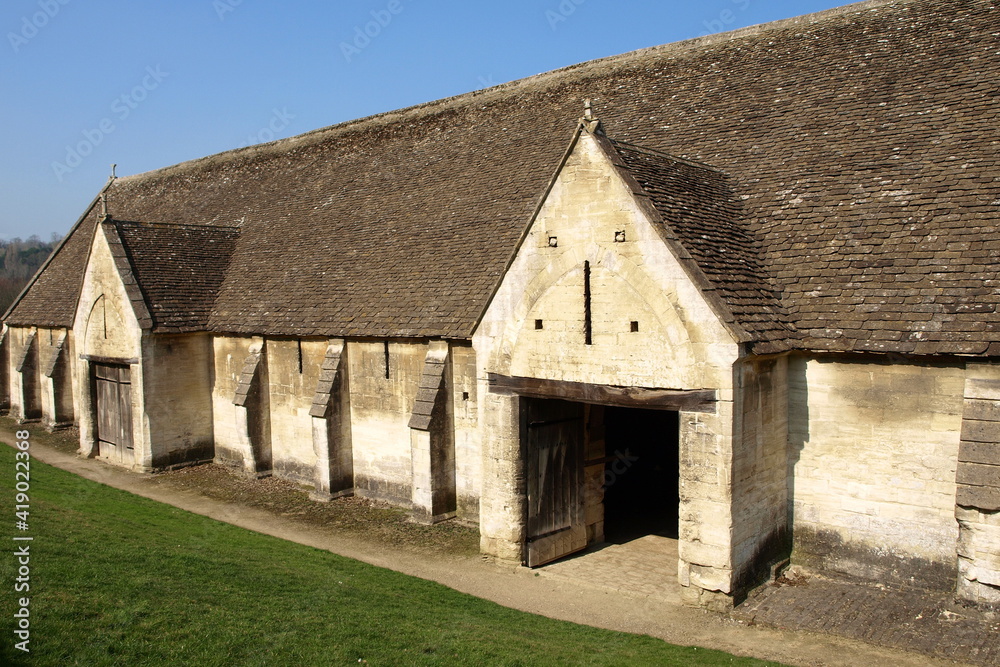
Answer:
[525,398,586,567]
[94,363,134,465]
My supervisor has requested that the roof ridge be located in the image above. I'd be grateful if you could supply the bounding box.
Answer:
[114,0,906,185]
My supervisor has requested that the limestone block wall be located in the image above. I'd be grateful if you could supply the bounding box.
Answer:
[477,390,524,561]
[957,507,1000,606]
[730,356,790,593]
[789,357,964,590]
[348,340,425,505]
[956,363,1000,606]
[408,341,454,522]
[37,327,75,429]
[140,333,214,468]
[310,339,353,499]
[0,324,12,415]
[65,329,79,425]
[211,335,472,513]
[37,328,61,424]
[475,132,736,394]
[7,326,42,421]
[0,326,9,414]
[212,335,260,467]
[450,343,480,522]
[474,130,741,605]
[676,403,735,607]
[75,226,142,364]
[265,338,327,484]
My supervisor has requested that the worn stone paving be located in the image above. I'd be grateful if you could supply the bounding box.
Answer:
[537,536,1000,666]
[538,535,682,601]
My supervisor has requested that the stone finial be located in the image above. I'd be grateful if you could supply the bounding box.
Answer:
[581,98,602,134]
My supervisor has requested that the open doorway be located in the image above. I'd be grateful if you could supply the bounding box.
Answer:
[523,398,681,565]
[601,407,679,544]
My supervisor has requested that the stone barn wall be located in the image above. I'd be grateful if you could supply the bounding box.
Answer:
[37,327,75,430]
[731,355,791,594]
[212,335,266,471]
[7,326,42,422]
[789,357,964,590]
[348,340,425,506]
[210,335,477,520]
[0,327,8,415]
[140,333,214,468]
[955,362,1000,606]
[265,338,328,485]
[450,343,480,523]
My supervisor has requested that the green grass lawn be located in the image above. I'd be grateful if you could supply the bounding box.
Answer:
[0,443,783,666]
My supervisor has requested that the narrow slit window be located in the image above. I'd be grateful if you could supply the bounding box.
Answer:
[296,340,303,373]
[584,260,592,345]
[383,340,390,379]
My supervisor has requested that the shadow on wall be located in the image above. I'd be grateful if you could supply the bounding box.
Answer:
[786,354,809,544]
[0,333,8,414]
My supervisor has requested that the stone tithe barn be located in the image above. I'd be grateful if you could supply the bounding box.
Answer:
[4,0,999,609]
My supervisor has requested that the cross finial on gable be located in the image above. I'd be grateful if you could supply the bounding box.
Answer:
[101,164,117,221]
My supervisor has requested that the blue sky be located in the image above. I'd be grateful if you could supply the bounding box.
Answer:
[1,0,850,241]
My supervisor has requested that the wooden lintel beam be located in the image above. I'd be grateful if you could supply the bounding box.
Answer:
[487,373,717,413]
[79,354,139,366]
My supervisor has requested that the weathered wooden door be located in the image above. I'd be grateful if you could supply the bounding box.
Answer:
[525,398,586,567]
[94,363,134,465]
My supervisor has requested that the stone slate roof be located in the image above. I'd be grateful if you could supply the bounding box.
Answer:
[604,138,795,351]
[6,0,1000,356]
[3,193,105,329]
[113,221,240,333]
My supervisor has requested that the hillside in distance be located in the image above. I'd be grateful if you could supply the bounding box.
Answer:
[1,235,60,314]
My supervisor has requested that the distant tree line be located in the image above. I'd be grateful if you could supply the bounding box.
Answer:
[0,234,61,314]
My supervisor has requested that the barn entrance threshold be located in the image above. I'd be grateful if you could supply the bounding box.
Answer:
[534,534,682,601]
